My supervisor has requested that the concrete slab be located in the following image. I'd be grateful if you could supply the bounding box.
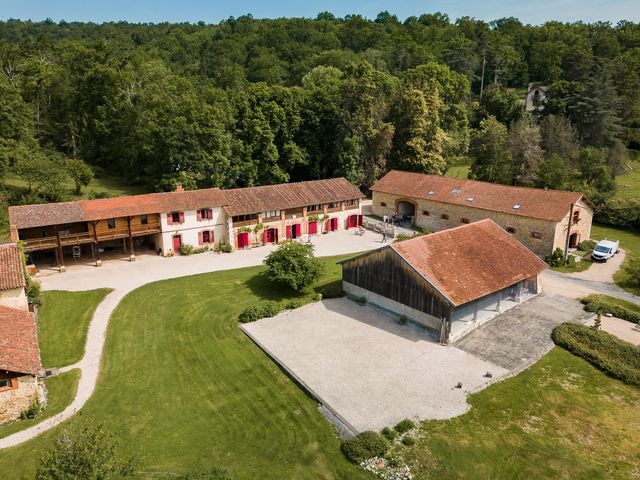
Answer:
[241,298,508,433]
[454,293,593,372]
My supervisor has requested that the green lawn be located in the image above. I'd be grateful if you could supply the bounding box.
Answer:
[614,152,640,199]
[445,164,470,179]
[579,293,640,315]
[38,289,112,368]
[0,369,80,440]
[592,224,640,295]
[395,348,640,480]
[0,256,367,479]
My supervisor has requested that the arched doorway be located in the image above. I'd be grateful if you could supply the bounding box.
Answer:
[396,200,416,224]
[264,228,278,244]
[569,232,580,248]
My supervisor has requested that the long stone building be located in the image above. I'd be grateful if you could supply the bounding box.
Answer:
[9,178,364,271]
[370,170,593,257]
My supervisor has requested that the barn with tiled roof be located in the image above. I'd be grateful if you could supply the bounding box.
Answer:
[340,220,548,343]
[370,170,593,257]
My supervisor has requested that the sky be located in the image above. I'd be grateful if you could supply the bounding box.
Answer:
[0,0,638,25]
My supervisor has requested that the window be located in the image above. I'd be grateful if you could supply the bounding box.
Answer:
[451,188,461,195]
[307,204,323,212]
[328,201,340,209]
[422,210,430,216]
[107,218,116,229]
[531,232,543,239]
[380,202,387,207]
[199,209,212,220]
[344,199,358,206]
[171,212,181,224]
[140,214,148,225]
[202,231,212,243]
[427,191,434,195]
[263,210,280,218]
[441,214,449,220]
[466,197,474,202]
[506,227,516,234]
[512,204,521,210]
[461,218,470,224]
[232,214,258,223]
[0,378,11,389]
[573,210,580,224]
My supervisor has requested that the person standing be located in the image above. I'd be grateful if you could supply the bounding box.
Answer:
[382,231,387,242]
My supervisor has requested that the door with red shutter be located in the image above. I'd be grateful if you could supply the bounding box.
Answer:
[330,218,338,231]
[357,214,363,226]
[347,215,357,228]
[308,221,317,235]
[292,224,301,238]
[264,228,276,244]
[286,225,292,239]
[173,235,182,251]
[237,232,249,249]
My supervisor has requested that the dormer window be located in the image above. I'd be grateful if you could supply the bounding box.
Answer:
[466,197,474,202]
[427,191,434,195]
[513,204,521,210]
[451,188,461,195]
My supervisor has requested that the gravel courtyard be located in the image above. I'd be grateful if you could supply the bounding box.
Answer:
[241,298,508,433]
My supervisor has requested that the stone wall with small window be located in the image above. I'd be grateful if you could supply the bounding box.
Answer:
[372,191,565,256]
[0,373,43,425]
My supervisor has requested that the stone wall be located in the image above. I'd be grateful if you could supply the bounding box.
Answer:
[0,287,28,311]
[343,281,444,333]
[0,374,41,424]
[552,199,593,252]
[372,191,592,257]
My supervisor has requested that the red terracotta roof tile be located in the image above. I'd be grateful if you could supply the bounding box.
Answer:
[0,305,41,375]
[0,243,25,291]
[390,219,547,306]
[371,170,584,222]
[224,178,365,216]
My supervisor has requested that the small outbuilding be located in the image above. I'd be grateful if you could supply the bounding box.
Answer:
[340,219,548,342]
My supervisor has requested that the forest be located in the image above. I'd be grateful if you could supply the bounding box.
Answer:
[1,12,640,228]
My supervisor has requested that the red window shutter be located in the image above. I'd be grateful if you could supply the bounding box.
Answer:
[210,230,215,243]
[358,214,363,226]
[198,232,203,245]
[179,212,185,224]
[197,210,201,221]
[10,377,18,389]
[167,213,173,225]
[208,209,213,220]
[286,225,292,239]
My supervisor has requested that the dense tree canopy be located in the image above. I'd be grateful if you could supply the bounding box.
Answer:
[0,14,638,207]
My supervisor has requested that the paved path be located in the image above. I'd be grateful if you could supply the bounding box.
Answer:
[454,294,593,372]
[0,230,384,449]
[542,269,640,306]
[569,249,625,283]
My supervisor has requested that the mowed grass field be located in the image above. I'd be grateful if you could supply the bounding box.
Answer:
[614,152,640,199]
[398,348,640,479]
[0,256,368,479]
[592,224,640,295]
[38,289,112,368]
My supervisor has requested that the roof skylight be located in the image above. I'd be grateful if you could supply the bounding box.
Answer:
[513,204,521,209]
[427,191,434,195]
[466,197,474,202]
[451,188,461,195]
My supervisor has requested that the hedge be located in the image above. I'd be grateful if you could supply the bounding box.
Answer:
[580,295,640,324]
[238,297,313,323]
[340,431,388,464]
[551,322,640,387]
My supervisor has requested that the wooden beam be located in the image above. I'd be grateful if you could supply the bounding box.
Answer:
[126,216,135,261]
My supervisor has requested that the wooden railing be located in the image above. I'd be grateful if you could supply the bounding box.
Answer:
[131,223,161,236]
[59,232,94,246]
[22,237,59,252]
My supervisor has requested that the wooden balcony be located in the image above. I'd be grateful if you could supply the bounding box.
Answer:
[131,223,161,236]
[22,237,59,252]
[60,232,94,246]
[232,219,258,228]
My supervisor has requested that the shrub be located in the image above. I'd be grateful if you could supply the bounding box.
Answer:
[551,322,640,386]
[282,298,305,310]
[580,295,640,324]
[179,244,194,255]
[578,239,596,252]
[238,301,282,323]
[545,248,564,267]
[216,242,232,253]
[314,293,322,301]
[401,436,416,446]
[624,257,640,287]
[27,278,42,306]
[394,419,415,434]
[317,282,344,299]
[399,315,408,326]
[566,255,576,268]
[381,427,397,441]
[340,431,388,464]
[356,296,367,305]
[20,398,42,420]
[264,241,324,291]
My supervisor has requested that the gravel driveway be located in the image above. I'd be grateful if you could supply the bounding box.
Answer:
[241,298,508,433]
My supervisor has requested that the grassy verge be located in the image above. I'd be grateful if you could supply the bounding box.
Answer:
[394,348,640,479]
[592,224,640,295]
[38,289,112,368]
[0,369,80,440]
[445,164,470,179]
[550,255,593,273]
[0,256,367,479]
[614,152,640,199]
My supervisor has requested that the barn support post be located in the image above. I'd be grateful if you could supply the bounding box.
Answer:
[497,290,502,313]
[563,203,575,265]
[126,216,135,262]
[92,221,102,267]
[56,234,65,273]
[473,299,480,322]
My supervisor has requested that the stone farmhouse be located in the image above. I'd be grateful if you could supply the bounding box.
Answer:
[9,178,364,271]
[340,219,548,343]
[371,170,593,257]
[0,243,43,424]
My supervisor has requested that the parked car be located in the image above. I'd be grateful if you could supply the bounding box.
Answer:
[591,239,620,262]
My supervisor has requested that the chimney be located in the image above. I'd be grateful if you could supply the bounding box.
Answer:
[175,184,183,192]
